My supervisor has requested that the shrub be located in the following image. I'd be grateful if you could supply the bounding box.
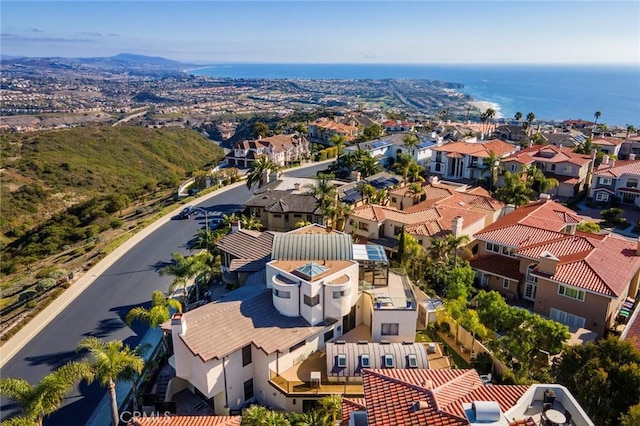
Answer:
[110,218,124,229]
[19,290,37,302]
[47,268,68,281]
[36,266,58,279]
[36,278,57,292]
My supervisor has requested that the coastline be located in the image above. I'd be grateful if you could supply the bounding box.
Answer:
[468,100,503,118]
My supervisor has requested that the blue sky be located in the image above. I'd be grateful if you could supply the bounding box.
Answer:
[1,1,639,64]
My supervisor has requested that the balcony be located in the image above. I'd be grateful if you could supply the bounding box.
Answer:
[370,269,416,310]
[269,351,364,396]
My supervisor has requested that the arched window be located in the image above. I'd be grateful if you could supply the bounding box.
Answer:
[627,178,638,189]
[526,264,538,283]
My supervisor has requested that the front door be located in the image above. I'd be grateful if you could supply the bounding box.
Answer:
[342,304,357,334]
[524,282,537,301]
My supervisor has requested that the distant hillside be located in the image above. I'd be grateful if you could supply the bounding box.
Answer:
[1,126,224,230]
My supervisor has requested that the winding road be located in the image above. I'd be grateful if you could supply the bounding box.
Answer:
[0,163,330,426]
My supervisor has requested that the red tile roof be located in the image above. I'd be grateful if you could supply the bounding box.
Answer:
[342,398,367,425]
[503,145,592,167]
[470,255,523,281]
[355,369,530,426]
[594,160,640,178]
[432,139,516,158]
[131,416,241,426]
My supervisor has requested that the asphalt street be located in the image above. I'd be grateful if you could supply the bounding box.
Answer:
[0,163,330,426]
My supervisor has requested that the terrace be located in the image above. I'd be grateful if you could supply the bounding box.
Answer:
[506,385,594,426]
[366,269,416,310]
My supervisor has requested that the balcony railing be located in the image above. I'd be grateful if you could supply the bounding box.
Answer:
[269,370,364,396]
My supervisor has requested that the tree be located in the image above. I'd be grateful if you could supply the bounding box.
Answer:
[525,112,536,136]
[253,121,270,138]
[0,362,94,426]
[360,123,384,141]
[246,156,279,189]
[523,165,559,195]
[514,111,522,142]
[481,150,500,191]
[552,337,640,426]
[621,403,640,426]
[240,214,264,231]
[576,221,601,233]
[494,171,534,206]
[392,152,418,183]
[403,133,420,156]
[319,394,342,424]
[105,193,130,214]
[443,233,470,267]
[297,410,329,426]
[77,337,145,426]
[406,182,425,204]
[160,251,212,303]
[354,151,382,178]
[482,108,496,139]
[125,290,182,329]
[308,173,338,224]
[330,134,347,158]
[601,207,625,227]
[593,111,602,130]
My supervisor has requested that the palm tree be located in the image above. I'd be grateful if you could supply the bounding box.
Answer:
[523,165,559,195]
[484,108,496,138]
[240,214,264,231]
[481,150,500,191]
[246,156,279,190]
[190,228,222,254]
[222,212,240,230]
[355,182,375,204]
[494,171,534,206]
[298,410,330,426]
[330,134,347,159]
[0,362,94,426]
[392,152,417,184]
[264,411,291,426]
[514,111,522,142]
[403,133,420,157]
[77,338,144,426]
[160,251,212,303]
[125,290,182,329]
[594,111,602,130]
[526,112,536,137]
[319,394,342,424]
[466,105,472,122]
[308,173,338,215]
[1,417,39,426]
[444,234,470,267]
[406,182,425,205]
[354,152,382,178]
[242,405,269,426]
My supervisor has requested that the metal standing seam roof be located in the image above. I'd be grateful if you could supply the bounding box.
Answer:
[272,233,353,261]
[326,342,429,378]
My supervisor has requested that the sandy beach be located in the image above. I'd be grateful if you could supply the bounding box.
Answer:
[468,100,503,118]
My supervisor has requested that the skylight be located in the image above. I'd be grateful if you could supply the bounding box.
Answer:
[384,354,394,368]
[408,354,418,368]
[294,262,328,279]
[361,354,370,368]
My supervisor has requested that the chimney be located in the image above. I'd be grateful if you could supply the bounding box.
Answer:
[538,251,559,275]
[171,313,187,336]
[630,154,636,161]
[539,193,551,202]
[351,170,362,182]
[294,182,301,191]
[503,204,516,216]
[231,220,241,233]
[611,159,616,167]
[452,216,464,238]
[603,154,610,164]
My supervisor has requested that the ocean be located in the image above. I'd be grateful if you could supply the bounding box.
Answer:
[188,64,640,127]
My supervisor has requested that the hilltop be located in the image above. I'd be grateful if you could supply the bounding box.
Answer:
[1,125,224,236]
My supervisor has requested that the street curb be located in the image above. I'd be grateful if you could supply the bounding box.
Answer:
[0,159,333,368]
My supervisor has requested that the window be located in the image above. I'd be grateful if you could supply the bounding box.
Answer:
[273,214,281,218]
[293,214,302,218]
[407,354,418,368]
[599,177,612,185]
[337,354,347,368]
[551,164,556,171]
[361,354,370,368]
[333,288,351,299]
[289,340,305,353]
[381,323,399,336]
[306,214,313,222]
[324,329,334,342]
[435,152,442,162]
[487,242,500,253]
[242,344,252,367]
[394,226,403,236]
[503,278,510,289]
[384,354,395,368]
[285,214,289,222]
[526,264,538,283]
[435,163,441,172]
[501,246,515,257]
[273,289,291,299]
[558,285,585,301]
[627,178,638,189]
[595,192,610,202]
[244,378,254,401]
[563,165,572,173]
[510,164,517,172]
[392,197,397,203]
[304,294,320,306]
[359,222,369,231]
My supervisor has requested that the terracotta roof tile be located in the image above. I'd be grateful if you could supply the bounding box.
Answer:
[594,160,640,178]
[470,255,523,281]
[131,416,242,426]
[432,139,516,158]
[342,398,367,424]
[503,145,592,166]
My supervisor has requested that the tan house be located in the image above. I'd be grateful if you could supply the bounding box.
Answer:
[307,117,358,143]
[470,198,640,337]
[590,158,640,205]
[226,134,309,168]
[500,144,593,198]
[429,139,517,181]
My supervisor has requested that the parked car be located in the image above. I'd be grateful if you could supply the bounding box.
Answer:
[178,206,196,219]
[208,217,225,230]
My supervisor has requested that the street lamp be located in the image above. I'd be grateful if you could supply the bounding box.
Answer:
[195,207,209,233]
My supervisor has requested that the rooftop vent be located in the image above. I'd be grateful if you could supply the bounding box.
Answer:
[471,401,502,422]
[358,340,369,345]
[335,340,346,345]
[380,340,391,345]
[411,401,429,412]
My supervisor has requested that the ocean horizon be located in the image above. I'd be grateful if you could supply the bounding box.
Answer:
[188,63,640,127]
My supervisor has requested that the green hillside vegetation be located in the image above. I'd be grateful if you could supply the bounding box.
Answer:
[1,125,224,272]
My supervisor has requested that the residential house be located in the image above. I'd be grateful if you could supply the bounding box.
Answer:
[345,132,439,168]
[537,130,587,148]
[591,136,624,157]
[563,119,595,131]
[345,181,504,255]
[495,124,529,144]
[307,117,358,143]
[226,134,309,168]
[500,144,594,198]
[382,119,415,133]
[430,139,517,181]
[339,172,401,207]
[244,177,328,232]
[130,416,241,426]
[164,226,419,415]
[470,198,640,337]
[589,158,640,205]
[618,135,640,159]
[343,368,594,426]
